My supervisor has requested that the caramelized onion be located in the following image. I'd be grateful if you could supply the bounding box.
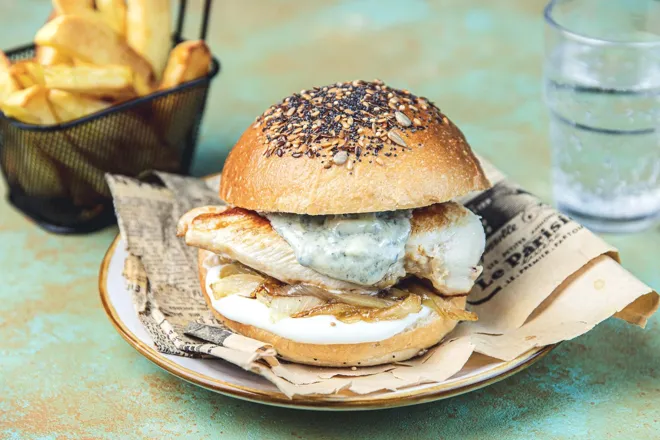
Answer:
[218,262,258,278]
[267,284,395,308]
[370,293,422,320]
[294,294,422,323]
[405,279,478,322]
[210,274,265,300]
[423,295,478,322]
[209,262,476,324]
[256,288,325,319]
[331,292,395,309]
[293,303,364,323]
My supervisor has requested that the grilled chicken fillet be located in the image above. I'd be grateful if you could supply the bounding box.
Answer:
[177,201,485,295]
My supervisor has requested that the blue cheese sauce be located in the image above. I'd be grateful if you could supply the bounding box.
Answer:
[265,211,411,285]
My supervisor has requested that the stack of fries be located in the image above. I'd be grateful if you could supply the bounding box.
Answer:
[0,0,213,209]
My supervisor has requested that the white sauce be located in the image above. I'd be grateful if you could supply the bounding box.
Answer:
[265,211,411,285]
[205,264,431,344]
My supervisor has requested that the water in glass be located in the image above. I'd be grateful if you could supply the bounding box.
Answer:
[544,0,660,232]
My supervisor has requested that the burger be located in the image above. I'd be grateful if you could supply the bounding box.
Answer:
[177,80,490,367]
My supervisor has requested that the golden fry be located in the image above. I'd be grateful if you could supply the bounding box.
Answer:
[48,89,112,122]
[52,0,116,37]
[0,51,11,71]
[159,40,211,90]
[9,72,33,89]
[35,10,73,66]
[25,62,45,85]
[0,101,38,123]
[155,41,211,150]
[1,86,57,125]
[0,51,19,103]
[96,0,127,36]
[9,61,44,89]
[125,0,171,80]
[35,15,155,95]
[52,0,95,16]
[11,61,46,88]
[36,45,72,66]
[44,64,134,98]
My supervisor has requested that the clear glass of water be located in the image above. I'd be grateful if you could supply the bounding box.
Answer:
[544,0,660,232]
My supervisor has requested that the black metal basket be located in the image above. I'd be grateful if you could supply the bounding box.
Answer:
[0,0,219,234]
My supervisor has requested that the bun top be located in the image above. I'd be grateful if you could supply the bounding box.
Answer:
[220,80,490,214]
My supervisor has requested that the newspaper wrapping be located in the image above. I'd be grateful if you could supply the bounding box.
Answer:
[106,160,658,398]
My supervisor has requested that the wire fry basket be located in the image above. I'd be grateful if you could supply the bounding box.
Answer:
[0,0,219,234]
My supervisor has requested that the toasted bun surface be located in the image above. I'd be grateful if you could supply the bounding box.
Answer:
[198,250,464,367]
[220,80,489,215]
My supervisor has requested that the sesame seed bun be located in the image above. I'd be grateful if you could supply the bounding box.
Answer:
[198,249,465,367]
[220,80,489,215]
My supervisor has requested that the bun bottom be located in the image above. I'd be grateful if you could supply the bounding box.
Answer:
[198,250,464,367]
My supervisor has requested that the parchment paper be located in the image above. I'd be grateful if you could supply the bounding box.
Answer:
[107,159,659,398]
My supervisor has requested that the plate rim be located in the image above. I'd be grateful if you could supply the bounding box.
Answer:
[100,233,557,410]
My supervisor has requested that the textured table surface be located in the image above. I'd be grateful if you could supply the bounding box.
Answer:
[1,1,659,439]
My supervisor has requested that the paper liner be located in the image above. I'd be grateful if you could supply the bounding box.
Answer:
[107,158,658,398]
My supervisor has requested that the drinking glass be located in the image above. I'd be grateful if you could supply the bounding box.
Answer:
[544,0,660,232]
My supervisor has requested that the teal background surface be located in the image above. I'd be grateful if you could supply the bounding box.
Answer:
[1,1,658,438]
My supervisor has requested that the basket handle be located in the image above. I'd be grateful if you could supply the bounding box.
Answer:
[173,0,213,43]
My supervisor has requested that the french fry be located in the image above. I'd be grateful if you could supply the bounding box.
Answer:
[36,46,72,66]
[52,0,123,42]
[125,0,171,80]
[25,62,45,85]
[159,40,211,90]
[0,51,19,103]
[48,89,112,122]
[9,74,32,89]
[65,60,137,101]
[154,41,211,151]
[0,100,38,123]
[34,15,156,95]
[153,41,211,153]
[1,86,57,125]
[54,0,124,36]
[12,61,46,88]
[35,11,73,66]
[9,61,45,89]
[96,0,127,36]
[9,70,33,89]
[0,51,12,71]
[52,0,95,16]
[43,64,135,99]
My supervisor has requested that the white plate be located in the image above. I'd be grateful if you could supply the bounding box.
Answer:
[100,236,555,410]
